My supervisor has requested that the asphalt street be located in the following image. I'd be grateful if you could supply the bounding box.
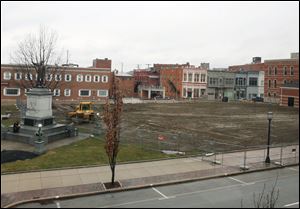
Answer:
[16,166,299,208]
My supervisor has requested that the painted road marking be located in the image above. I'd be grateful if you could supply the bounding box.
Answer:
[284,202,299,207]
[152,187,169,199]
[55,201,61,208]
[101,197,159,208]
[228,177,248,185]
[288,167,298,171]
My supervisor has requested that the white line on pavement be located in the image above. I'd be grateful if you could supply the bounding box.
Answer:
[228,177,248,185]
[101,197,159,208]
[55,201,61,208]
[152,187,169,199]
[288,167,298,171]
[284,202,299,207]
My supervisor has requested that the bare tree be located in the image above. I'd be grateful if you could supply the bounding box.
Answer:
[253,179,279,208]
[103,73,123,187]
[241,176,280,208]
[10,26,63,91]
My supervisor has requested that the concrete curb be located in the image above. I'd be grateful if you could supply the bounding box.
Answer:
[3,163,298,208]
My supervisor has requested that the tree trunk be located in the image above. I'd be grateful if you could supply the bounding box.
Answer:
[111,164,115,185]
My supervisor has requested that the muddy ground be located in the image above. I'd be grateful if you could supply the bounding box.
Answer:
[2,100,298,154]
[50,101,299,154]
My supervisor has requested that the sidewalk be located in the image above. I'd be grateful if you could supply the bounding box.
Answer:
[1,145,299,207]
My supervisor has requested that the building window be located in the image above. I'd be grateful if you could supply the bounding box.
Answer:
[102,75,108,83]
[261,80,264,86]
[4,88,20,96]
[46,74,52,81]
[268,92,271,97]
[194,74,199,82]
[188,73,193,82]
[268,67,272,75]
[94,75,100,82]
[201,89,205,96]
[55,74,62,81]
[290,66,294,75]
[249,77,258,86]
[64,89,71,96]
[194,88,200,98]
[268,80,271,88]
[25,73,33,80]
[65,74,72,82]
[274,67,277,75]
[15,72,22,80]
[97,89,108,97]
[283,80,287,84]
[183,88,187,97]
[77,74,83,82]
[274,80,277,88]
[53,89,60,96]
[200,74,206,82]
[79,89,91,97]
[274,93,276,97]
[183,73,187,81]
[3,72,11,80]
[85,74,91,82]
[283,66,287,75]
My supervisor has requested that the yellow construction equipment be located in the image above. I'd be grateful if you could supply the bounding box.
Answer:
[68,102,95,123]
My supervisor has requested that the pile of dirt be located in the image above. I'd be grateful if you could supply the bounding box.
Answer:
[1,150,38,164]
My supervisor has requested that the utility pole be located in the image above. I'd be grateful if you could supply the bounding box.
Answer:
[121,62,124,73]
[66,50,69,64]
[146,64,151,69]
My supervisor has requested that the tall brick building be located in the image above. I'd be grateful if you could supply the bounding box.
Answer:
[264,56,299,103]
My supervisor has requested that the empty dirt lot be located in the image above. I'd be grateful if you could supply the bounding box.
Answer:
[117,101,299,153]
[3,100,299,154]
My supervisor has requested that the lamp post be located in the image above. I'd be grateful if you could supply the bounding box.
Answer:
[265,112,273,163]
[36,123,43,142]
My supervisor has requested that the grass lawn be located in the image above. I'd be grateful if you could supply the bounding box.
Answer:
[1,137,174,173]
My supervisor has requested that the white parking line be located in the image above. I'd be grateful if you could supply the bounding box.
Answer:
[284,201,299,207]
[228,177,248,185]
[152,187,169,199]
[288,167,298,171]
[55,201,61,208]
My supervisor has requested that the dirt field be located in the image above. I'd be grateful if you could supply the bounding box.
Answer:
[64,101,298,154]
[2,100,299,154]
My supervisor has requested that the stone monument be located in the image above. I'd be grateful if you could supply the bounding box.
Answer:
[4,66,76,154]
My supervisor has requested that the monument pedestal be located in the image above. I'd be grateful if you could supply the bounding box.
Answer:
[24,88,53,127]
[34,140,47,155]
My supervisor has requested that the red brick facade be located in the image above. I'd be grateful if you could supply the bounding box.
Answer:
[159,68,183,98]
[92,58,111,69]
[264,59,299,101]
[280,87,299,108]
[133,70,160,87]
[116,73,135,98]
[228,63,264,72]
[1,59,113,102]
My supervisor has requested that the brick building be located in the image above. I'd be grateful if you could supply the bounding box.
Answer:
[1,58,113,102]
[228,54,299,103]
[115,72,135,98]
[264,55,299,103]
[280,82,299,108]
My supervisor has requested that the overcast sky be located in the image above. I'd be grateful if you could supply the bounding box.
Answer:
[1,1,299,71]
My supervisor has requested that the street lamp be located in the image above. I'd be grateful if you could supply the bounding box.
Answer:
[36,123,43,142]
[265,112,273,163]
